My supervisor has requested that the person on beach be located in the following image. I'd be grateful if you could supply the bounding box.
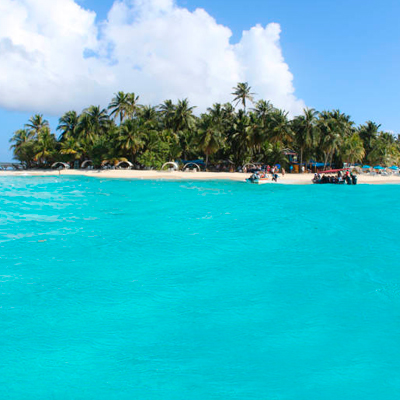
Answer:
[282,168,285,176]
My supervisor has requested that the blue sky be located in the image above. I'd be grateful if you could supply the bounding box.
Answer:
[1,0,399,161]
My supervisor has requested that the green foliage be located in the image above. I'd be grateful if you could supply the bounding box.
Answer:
[232,82,255,112]
[261,141,289,166]
[341,133,365,164]
[9,83,398,170]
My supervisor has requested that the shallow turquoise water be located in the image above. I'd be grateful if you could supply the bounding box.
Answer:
[1,176,400,399]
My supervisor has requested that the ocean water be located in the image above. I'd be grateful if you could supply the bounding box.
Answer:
[1,176,400,399]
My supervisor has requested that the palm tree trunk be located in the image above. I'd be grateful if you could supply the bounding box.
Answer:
[323,152,329,169]
[329,151,334,169]
[300,148,303,173]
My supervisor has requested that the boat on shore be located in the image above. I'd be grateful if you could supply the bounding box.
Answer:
[246,177,270,184]
[312,169,357,185]
[246,171,279,184]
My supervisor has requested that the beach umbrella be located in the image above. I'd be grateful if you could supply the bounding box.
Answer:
[362,165,371,169]
[389,166,399,170]
[373,166,385,170]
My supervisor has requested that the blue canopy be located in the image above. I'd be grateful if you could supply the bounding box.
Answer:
[389,166,399,170]
[374,166,385,170]
[362,165,371,169]
[300,161,327,167]
[181,159,205,165]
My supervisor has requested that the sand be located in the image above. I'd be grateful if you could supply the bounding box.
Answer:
[0,169,399,184]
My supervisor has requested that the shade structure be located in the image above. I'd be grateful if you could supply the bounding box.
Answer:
[319,168,350,174]
[362,165,371,169]
[115,160,133,168]
[161,162,179,171]
[374,166,385,170]
[51,162,70,169]
[389,166,399,170]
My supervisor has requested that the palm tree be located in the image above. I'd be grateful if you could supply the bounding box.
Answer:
[232,82,255,113]
[206,103,227,151]
[230,110,253,167]
[108,91,129,124]
[197,114,225,168]
[292,108,319,169]
[34,127,56,165]
[78,106,110,144]
[221,102,236,135]
[268,110,293,144]
[9,129,35,167]
[159,100,175,130]
[57,111,79,141]
[368,132,399,166]
[262,141,289,166]
[119,120,145,163]
[172,99,196,132]
[126,92,140,119]
[318,112,341,168]
[358,121,380,161]
[9,129,33,152]
[172,99,197,159]
[252,99,274,120]
[341,133,365,165]
[207,103,224,127]
[60,137,83,161]
[25,114,49,137]
[318,110,354,168]
[139,105,159,127]
[248,111,265,153]
[164,129,183,161]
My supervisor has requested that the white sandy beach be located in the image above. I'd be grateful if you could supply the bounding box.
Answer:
[1,169,399,184]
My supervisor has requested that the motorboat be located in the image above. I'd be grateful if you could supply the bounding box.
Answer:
[246,177,270,184]
[246,172,278,184]
[312,169,357,185]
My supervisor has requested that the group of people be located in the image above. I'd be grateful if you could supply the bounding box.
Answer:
[243,164,284,175]
[313,170,358,185]
[248,168,279,182]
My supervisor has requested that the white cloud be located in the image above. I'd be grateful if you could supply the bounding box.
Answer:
[0,0,305,115]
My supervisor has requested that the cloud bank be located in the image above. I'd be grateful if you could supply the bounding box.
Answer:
[0,0,305,115]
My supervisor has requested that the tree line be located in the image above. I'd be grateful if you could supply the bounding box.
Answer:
[9,83,400,170]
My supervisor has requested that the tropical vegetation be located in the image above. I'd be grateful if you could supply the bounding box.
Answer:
[9,83,400,170]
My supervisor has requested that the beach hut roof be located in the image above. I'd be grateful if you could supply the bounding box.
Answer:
[81,160,93,168]
[161,162,179,171]
[243,163,257,170]
[183,162,201,171]
[51,162,70,169]
[116,160,133,168]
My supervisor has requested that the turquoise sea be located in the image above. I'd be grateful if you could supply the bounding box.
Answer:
[1,176,400,399]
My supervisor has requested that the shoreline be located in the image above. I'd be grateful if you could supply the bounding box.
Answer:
[1,169,400,185]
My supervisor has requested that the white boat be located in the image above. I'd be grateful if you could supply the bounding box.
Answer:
[246,177,270,184]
